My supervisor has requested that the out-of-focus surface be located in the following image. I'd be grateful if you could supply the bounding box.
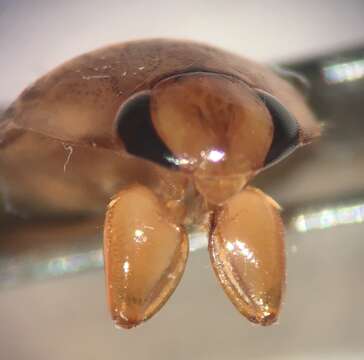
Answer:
[1,1,364,359]
[2,225,364,360]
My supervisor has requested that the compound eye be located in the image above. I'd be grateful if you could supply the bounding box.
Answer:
[115,91,176,169]
[256,90,301,167]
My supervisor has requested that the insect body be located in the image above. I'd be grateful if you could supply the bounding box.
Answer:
[0,39,320,329]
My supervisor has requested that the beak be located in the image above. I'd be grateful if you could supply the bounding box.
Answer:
[194,172,252,205]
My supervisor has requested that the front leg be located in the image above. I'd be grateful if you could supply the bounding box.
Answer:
[208,186,285,325]
[103,185,188,329]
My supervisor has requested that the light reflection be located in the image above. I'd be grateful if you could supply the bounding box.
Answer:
[323,59,364,84]
[134,229,145,243]
[3,201,364,287]
[0,232,208,288]
[46,249,103,276]
[166,149,226,166]
[204,149,225,163]
[225,240,259,267]
[0,248,104,288]
[262,305,271,318]
[123,261,130,273]
[165,155,196,166]
[293,203,364,232]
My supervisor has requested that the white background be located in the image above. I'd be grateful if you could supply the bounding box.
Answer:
[1,0,364,104]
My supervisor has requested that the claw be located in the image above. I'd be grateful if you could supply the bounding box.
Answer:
[103,185,188,329]
[209,187,285,325]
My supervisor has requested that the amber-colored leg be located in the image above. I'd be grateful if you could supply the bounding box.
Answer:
[103,185,188,329]
[208,186,285,325]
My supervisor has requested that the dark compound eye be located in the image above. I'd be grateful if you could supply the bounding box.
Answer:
[115,91,177,169]
[256,89,300,167]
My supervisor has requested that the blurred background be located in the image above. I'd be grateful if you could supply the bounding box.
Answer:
[1,0,364,359]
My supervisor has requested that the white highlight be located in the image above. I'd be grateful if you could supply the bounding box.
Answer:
[225,240,259,267]
[293,203,364,232]
[165,155,195,166]
[205,149,225,163]
[134,229,146,243]
[323,59,364,84]
[123,261,130,273]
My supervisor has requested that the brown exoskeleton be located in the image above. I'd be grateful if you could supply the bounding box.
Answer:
[0,39,320,329]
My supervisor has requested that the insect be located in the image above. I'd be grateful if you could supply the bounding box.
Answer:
[0,39,320,329]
